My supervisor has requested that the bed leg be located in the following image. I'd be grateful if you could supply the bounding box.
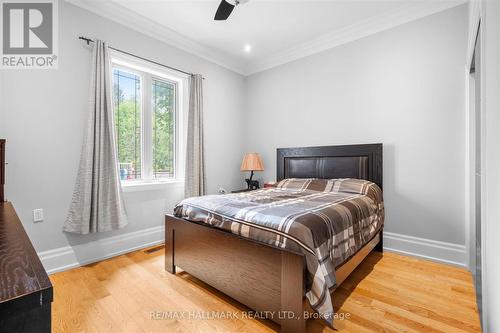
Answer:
[374,230,384,253]
[165,217,176,274]
[280,252,305,333]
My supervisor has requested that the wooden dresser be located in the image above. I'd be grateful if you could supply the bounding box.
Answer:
[0,139,53,332]
[0,139,5,202]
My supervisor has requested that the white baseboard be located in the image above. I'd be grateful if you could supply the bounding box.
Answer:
[38,225,164,275]
[38,227,466,275]
[383,231,466,268]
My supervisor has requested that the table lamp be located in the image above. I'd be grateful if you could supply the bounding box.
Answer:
[240,153,264,190]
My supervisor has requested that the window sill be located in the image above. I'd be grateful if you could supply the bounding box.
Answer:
[121,179,184,192]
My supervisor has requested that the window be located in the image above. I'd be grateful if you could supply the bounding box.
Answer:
[152,78,176,179]
[111,55,186,185]
[113,69,142,180]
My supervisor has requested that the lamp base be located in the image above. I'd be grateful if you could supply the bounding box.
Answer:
[245,171,260,190]
[245,179,260,190]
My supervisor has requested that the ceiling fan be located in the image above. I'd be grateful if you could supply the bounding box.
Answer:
[214,0,248,21]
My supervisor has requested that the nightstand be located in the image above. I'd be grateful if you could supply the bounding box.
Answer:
[231,188,253,193]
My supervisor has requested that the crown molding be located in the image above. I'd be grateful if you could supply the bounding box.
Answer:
[244,0,467,75]
[65,0,247,75]
[66,0,466,77]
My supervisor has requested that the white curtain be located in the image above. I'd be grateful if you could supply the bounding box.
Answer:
[64,40,127,234]
[185,74,206,197]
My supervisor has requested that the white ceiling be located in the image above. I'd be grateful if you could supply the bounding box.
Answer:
[113,0,406,61]
[68,0,466,75]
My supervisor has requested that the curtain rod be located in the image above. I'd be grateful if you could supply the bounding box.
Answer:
[78,36,204,79]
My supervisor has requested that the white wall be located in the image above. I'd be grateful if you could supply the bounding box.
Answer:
[244,5,467,252]
[0,1,246,263]
[480,1,500,331]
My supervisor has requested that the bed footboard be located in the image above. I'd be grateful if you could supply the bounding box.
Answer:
[165,215,306,333]
[165,215,381,333]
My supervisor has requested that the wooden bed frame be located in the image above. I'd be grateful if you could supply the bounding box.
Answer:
[165,144,383,333]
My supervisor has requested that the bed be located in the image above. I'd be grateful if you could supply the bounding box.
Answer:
[165,143,383,333]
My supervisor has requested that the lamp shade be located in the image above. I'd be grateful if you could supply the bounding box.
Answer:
[240,153,264,171]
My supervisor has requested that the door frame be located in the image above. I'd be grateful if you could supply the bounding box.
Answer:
[465,1,486,330]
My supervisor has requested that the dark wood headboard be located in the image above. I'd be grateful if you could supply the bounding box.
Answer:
[276,143,383,189]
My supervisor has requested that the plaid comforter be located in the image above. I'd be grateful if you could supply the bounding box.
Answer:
[173,178,384,326]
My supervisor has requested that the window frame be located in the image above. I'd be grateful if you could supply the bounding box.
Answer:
[110,51,188,190]
[112,65,144,181]
[150,75,178,181]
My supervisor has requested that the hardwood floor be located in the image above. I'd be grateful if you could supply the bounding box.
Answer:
[50,246,481,333]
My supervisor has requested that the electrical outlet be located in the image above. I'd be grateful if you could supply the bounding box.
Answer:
[33,208,44,222]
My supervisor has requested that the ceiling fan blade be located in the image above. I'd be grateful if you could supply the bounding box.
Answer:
[214,0,235,20]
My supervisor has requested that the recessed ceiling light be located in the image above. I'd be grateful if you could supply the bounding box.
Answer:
[244,44,252,53]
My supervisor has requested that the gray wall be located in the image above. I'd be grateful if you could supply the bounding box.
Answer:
[0,0,246,252]
[0,2,470,261]
[244,5,467,245]
[481,1,500,331]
